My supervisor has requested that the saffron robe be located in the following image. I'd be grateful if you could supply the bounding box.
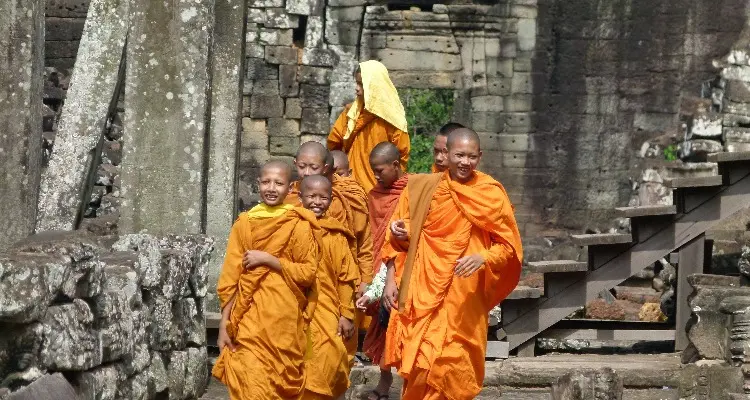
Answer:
[328,106,409,194]
[362,174,409,365]
[212,206,319,400]
[302,217,359,399]
[382,171,523,400]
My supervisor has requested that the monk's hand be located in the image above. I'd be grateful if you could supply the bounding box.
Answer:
[455,254,485,277]
[355,295,371,312]
[391,220,408,241]
[217,322,236,352]
[243,250,269,269]
[356,282,368,299]
[337,316,355,339]
[384,279,399,310]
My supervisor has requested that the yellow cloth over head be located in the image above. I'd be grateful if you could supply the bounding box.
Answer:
[345,60,407,139]
[247,203,294,219]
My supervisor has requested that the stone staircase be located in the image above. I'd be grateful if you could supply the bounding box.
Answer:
[499,151,750,353]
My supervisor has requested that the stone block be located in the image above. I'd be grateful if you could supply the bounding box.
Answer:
[472,96,504,112]
[723,100,750,116]
[390,71,461,89]
[259,28,293,46]
[247,57,279,81]
[111,234,162,288]
[329,81,356,107]
[148,352,169,395]
[551,368,623,400]
[302,48,337,67]
[329,0,366,5]
[517,18,536,52]
[176,298,205,346]
[325,21,362,46]
[184,347,209,398]
[265,45,298,65]
[144,294,183,351]
[250,0,284,7]
[691,114,721,141]
[487,77,511,96]
[301,108,330,134]
[46,0,89,18]
[46,17,85,41]
[300,84,330,108]
[246,43,265,59]
[725,79,750,103]
[373,49,461,72]
[154,250,192,298]
[242,118,268,149]
[0,254,69,323]
[300,134,327,145]
[725,127,750,143]
[279,64,299,97]
[511,73,533,94]
[240,148,271,168]
[264,8,299,28]
[286,0,323,15]
[726,143,750,152]
[298,66,332,84]
[286,98,303,118]
[248,7,265,23]
[250,95,284,118]
[166,350,188,399]
[253,79,280,95]
[383,34,459,53]
[39,299,102,371]
[472,112,506,132]
[487,57,514,78]
[502,151,527,168]
[677,139,723,162]
[270,135,301,156]
[305,16,324,48]
[267,118,301,138]
[6,373,77,400]
[157,234,214,298]
[76,365,122,400]
[505,94,533,112]
[687,274,746,360]
[492,134,529,152]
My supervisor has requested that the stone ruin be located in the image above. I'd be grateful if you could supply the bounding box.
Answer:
[0,231,213,399]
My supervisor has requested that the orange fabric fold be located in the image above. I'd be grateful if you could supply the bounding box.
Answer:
[304,216,359,398]
[381,171,523,400]
[328,106,410,194]
[212,208,319,400]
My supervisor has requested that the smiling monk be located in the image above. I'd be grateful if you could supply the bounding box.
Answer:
[212,160,318,399]
[381,128,523,400]
[430,122,465,173]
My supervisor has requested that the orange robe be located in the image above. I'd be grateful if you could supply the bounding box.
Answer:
[382,171,523,400]
[362,174,408,365]
[212,207,319,400]
[302,217,359,399]
[328,106,410,193]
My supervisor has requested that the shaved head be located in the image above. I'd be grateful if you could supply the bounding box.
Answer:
[446,127,481,151]
[437,122,465,137]
[261,160,292,181]
[296,141,329,162]
[300,174,332,195]
[331,150,349,169]
[294,141,332,179]
[369,142,400,164]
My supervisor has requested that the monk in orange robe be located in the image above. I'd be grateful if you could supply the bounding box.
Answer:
[298,175,359,400]
[430,122,465,173]
[331,150,352,177]
[381,128,523,400]
[212,161,319,400]
[328,60,410,193]
[355,142,408,400]
[286,141,374,365]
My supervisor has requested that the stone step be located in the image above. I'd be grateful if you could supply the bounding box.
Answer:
[507,285,543,300]
[707,151,750,163]
[665,175,723,188]
[526,260,588,273]
[614,205,677,218]
[206,312,220,329]
[571,233,633,246]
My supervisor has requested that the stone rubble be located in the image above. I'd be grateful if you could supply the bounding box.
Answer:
[0,231,213,399]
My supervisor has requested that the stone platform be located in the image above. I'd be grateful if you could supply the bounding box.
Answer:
[200,354,682,399]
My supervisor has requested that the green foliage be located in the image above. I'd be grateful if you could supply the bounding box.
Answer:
[399,88,456,173]
[663,144,678,161]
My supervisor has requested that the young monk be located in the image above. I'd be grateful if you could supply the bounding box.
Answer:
[331,150,352,177]
[213,160,318,399]
[355,142,409,400]
[327,60,410,193]
[431,122,465,173]
[286,141,374,365]
[381,128,523,400]
[299,175,359,400]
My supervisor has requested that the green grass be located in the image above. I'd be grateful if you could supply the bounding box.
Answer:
[399,88,456,173]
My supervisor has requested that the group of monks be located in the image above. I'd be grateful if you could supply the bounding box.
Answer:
[212,60,523,400]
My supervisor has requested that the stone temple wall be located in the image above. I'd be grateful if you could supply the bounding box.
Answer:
[45,0,88,70]
[0,231,213,399]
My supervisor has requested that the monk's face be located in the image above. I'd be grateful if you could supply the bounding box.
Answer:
[433,134,448,172]
[447,138,481,183]
[294,152,328,179]
[371,158,401,189]
[335,165,351,177]
[354,72,364,101]
[257,167,290,206]
[299,183,332,217]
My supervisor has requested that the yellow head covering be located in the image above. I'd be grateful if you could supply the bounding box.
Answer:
[246,203,294,219]
[344,60,408,140]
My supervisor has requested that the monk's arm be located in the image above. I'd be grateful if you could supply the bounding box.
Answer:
[391,127,410,171]
[216,218,247,308]
[326,109,347,151]
[279,224,318,288]
[354,210,374,284]
[385,189,411,253]
[337,248,359,321]
[481,232,517,271]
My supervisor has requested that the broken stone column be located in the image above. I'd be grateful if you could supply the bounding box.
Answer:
[36,0,130,233]
[0,0,45,252]
[119,0,214,234]
[721,296,750,393]
[204,0,245,311]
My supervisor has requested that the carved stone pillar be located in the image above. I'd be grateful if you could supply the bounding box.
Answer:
[721,296,750,393]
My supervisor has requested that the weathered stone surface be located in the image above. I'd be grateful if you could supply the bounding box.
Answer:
[0,254,69,323]
[157,235,214,299]
[286,0,322,15]
[264,8,299,28]
[268,117,301,137]
[679,364,744,399]
[111,234,162,288]
[725,127,750,144]
[678,139,723,162]
[36,0,129,233]
[688,274,746,360]
[144,294,183,351]
[301,108,330,134]
[551,368,623,400]
[285,98,303,119]
[270,136,301,156]
[302,48,337,67]
[304,16,324,48]
[6,373,77,400]
[184,347,208,398]
[279,64,300,97]
[300,84,330,108]
[166,350,188,399]
[373,49,462,72]
[246,58,279,80]
[120,0,213,235]
[265,45,298,64]
[259,28,293,46]
[0,0,44,252]
[176,298,206,346]
[116,368,150,400]
[329,81,355,108]
[40,299,102,371]
[689,114,723,139]
[76,364,121,400]
[298,66,332,84]
[472,96,504,112]
[250,95,284,118]
[206,0,243,314]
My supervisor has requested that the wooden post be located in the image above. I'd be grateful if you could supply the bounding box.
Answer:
[675,234,706,351]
